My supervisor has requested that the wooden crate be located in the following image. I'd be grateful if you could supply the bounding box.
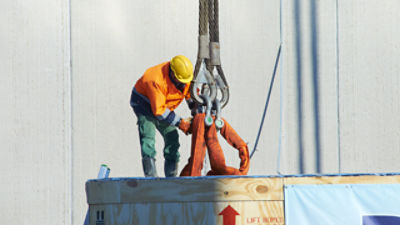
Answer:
[86,174,400,225]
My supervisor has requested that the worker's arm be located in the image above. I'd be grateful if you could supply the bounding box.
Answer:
[146,82,181,126]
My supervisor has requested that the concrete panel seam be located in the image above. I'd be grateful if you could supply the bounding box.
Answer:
[65,0,73,223]
[277,0,284,175]
[335,0,342,173]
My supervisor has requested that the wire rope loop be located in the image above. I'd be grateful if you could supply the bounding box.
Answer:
[214,66,229,108]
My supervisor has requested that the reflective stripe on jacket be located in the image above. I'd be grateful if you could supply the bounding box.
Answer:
[133,62,190,126]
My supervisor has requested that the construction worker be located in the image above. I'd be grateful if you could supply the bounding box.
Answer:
[130,55,193,177]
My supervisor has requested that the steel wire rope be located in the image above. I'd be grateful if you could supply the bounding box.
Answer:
[207,0,229,107]
[207,0,215,72]
[194,0,208,76]
[250,45,282,159]
[250,1,284,174]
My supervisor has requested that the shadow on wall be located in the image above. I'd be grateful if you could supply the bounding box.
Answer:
[293,0,321,174]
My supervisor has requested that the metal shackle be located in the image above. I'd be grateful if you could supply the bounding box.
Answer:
[213,99,224,129]
[200,94,214,127]
[190,61,217,106]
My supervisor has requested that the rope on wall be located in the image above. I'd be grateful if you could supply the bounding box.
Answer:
[250,44,282,159]
[250,0,284,177]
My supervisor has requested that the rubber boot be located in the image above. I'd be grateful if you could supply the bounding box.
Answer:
[142,157,157,177]
[164,160,178,177]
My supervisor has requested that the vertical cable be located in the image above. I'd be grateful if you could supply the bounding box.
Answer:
[276,0,284,175]
[335,0,342,173]
[250,46,281,159]
[250,1,282,160]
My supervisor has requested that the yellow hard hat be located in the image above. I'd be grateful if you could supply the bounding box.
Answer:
[170,55,194,84]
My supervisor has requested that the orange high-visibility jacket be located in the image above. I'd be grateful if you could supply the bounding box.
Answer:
[134,62,190,125]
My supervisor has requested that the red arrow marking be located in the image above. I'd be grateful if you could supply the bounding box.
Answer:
[219,205,240,225]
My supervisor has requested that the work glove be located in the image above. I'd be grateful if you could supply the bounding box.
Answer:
[186,98,196,110]
[187,98,199,116]
[178,117,193,135]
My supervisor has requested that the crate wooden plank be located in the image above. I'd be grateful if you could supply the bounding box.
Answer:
[284,174,400,185]
[86,177,283,204]
[86,179,121,204]
[89,200,284,225]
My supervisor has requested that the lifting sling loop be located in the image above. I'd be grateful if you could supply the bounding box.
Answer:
[180,113,250,176]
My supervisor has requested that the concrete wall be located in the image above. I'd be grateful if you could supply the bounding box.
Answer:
[0,0,72,224]
[2,0,400,224]
[338,0,400,173]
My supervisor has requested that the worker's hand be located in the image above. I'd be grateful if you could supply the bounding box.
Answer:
[178,117,193,135]
[186,98,196,110]
[182,117,193,123]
